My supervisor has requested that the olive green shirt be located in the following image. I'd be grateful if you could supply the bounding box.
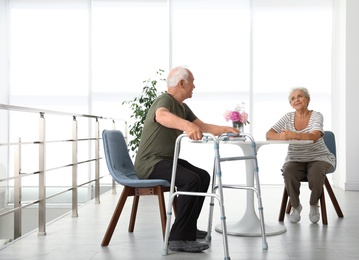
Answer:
[134,93,197,179]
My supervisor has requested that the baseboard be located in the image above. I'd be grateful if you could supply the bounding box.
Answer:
[345,181,359,191]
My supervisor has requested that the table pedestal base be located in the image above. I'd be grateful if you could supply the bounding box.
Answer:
[215,222,286,236]
[215,216,286,237]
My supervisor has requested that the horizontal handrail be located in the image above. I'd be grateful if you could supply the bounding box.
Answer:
[0,157,104,183]
[0,103,116,120]
[0,138,105,147]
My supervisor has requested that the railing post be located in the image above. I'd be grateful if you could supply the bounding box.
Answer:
[38,112,46,236]
[14,138,22,239]
[95,118,100,204]
[72,116,78,217]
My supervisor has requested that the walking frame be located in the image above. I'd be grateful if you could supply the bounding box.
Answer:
[162,133,268,260]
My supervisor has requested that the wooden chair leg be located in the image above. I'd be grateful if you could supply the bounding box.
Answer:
[320,189,328,225]
[278,176,343,225]
[103,185,178,245]
[101,186,131,246]
[155,186,167,239]
[286,200,292,214]
[324,177,344,218]
[279,188,289,221]
[129,195,140,232]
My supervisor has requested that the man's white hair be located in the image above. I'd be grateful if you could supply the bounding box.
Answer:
[167,66,189,87]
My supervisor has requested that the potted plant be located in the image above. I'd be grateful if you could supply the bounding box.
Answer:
[122,69,165,157]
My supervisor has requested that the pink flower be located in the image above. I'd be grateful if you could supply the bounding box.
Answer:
[239,111,248,124]
[230,111,241,122]
[224,110,231,121]
[224,110,240,122]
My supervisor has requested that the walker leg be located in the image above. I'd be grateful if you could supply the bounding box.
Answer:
[162,194,175,255]
[254,159,268,250]
[206,199,215,242]
[215,154,231,259]
[206,161,217,242]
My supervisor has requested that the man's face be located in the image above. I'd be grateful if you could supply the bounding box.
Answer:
[183,71,195,99]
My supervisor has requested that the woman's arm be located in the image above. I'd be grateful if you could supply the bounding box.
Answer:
[266,128,282,140]
[266,128,322,142]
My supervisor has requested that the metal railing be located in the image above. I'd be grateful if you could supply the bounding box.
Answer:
[0,104,127,242]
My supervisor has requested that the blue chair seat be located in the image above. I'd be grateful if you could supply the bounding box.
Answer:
[113,177,170,188]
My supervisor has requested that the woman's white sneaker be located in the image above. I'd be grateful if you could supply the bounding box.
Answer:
[290,204,302,223]
[309,203,320,223]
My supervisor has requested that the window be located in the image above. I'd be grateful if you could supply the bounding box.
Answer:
[10,0,89,98]
[6,0,333,186]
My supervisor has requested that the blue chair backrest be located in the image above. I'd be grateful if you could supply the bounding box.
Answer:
[323,130,336,173]
[102,130,140,184]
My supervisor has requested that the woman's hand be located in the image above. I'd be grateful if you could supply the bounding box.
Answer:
[280,129,293,140]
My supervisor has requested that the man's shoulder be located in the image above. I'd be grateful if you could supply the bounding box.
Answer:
[154,92,174,105]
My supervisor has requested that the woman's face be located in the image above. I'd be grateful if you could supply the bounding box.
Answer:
[289,90,310,110]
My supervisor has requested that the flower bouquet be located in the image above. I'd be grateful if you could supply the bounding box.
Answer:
[224,103,250,130]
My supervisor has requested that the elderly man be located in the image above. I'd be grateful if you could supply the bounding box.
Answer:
[134,66,238,252]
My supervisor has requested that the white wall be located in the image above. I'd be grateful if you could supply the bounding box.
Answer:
[344,0,359,190]
[333,0,359,190]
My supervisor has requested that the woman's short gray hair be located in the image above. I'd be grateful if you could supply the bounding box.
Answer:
[167,66,189,87]
[288,87,310,103]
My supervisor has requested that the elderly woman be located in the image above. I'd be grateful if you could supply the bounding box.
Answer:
[266,87,335,224]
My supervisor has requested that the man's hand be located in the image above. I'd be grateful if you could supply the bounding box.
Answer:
[226,126,240,136]
[184,122,203,140]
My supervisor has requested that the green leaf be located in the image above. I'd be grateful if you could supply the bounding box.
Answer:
[122,69,165,157]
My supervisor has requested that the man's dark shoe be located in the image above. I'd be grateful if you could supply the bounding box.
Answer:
[168,240,210,252]
[196,229,208,239]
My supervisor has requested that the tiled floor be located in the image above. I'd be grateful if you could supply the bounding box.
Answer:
[0,184,358,260]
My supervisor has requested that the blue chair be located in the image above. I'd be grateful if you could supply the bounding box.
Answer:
[278,130,344,224]
[101,130,176,246]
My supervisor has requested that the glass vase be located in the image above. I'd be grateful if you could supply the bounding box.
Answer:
[232,122,244,132]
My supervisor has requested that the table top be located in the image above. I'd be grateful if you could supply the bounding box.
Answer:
[189,136,313,146]
[221,138,313,145]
